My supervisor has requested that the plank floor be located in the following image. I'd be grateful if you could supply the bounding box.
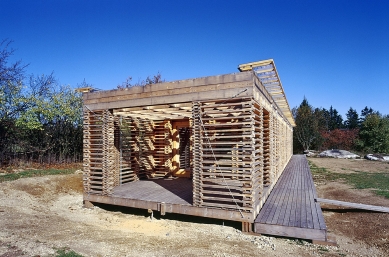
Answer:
[113,177,193,205]
[254,155,328,241]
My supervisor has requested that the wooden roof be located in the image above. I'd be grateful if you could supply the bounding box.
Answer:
[84,65,295,126]
[239,59,295,126]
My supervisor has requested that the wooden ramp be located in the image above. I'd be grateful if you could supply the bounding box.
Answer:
[316,198,389,213]
[254,155,330,243]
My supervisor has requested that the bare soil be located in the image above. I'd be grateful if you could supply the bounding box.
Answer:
[0,158,388,256]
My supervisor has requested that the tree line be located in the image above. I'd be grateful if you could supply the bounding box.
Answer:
[0,39,84,166]
[2,39,387,166]
[293,97,389,154]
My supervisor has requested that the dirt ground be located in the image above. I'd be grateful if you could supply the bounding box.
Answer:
[0,158,388,256]
[309,158,389,256]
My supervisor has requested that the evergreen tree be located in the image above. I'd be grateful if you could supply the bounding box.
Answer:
[344,107,359,129]
[357,113,389,153]
[328,106,343,130]
[314,107,330,131]
[360,106,379,123]
[293,97,321,151]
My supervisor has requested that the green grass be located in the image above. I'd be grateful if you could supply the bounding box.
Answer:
[374,189,389,198]
[54,248,84,257]
[317,246,329,253]
[309,161,389,199]
[0,168,77,183]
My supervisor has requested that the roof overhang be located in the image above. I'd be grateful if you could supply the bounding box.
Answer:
[239,59,295,127]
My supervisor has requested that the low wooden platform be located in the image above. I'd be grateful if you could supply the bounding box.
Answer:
[83,177,254,222]
[254,155,329,242]
[84,155,335,243]
[113,177,193,205]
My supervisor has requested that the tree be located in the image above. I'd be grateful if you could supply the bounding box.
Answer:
[321,129,359,150]
[314,107,330,131]
[360,106,379,123]
[117,72,165,89]
[293,97,321,151]
[0,39,29,163]
[0,39,28,121]
[16,74,84,163]
[0,39,84,165]
[328,106,343,130]
[344,107,359,129]
[356,113,389,153]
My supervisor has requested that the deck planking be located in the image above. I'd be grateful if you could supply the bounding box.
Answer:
[83,176,255,222]
[113,177,193,205]
[255,155,328,241]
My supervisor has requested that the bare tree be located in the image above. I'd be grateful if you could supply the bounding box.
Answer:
[117,72,165,89]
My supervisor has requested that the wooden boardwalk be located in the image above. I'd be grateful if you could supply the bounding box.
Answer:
[254,155,328,242]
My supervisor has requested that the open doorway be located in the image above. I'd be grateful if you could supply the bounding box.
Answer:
[171,119,191,178]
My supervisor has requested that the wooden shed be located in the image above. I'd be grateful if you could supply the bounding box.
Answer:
[82,59,295,230]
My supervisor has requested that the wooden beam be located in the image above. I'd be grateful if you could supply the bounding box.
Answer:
[86,87,254,111]
[255,223,326,241]
[84,72,254,101]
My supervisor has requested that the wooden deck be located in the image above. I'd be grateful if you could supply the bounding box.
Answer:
[83,154,334,242]
[113,177,193,205]
[83,177,255,222]
[254,155,328,242]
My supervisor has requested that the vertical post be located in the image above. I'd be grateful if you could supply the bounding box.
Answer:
[242,222,253,233]
[192,102,202,206]
[252,100,264,213]
[102,109,116,195]
[82,106,91,193]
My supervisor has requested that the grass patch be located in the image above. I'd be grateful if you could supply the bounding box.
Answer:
[317,246,329,253]
[0,168,77,183]
[309,162,338,180]
[309,160,389,199]
[374,190,389,198]
[54,248,84,257]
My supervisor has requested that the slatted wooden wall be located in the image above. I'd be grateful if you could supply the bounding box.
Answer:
[83,108,104,194]
[83,109,119,195]
[83,97,293,214]
[102,110,118,195]
[114,118,174,180]
[193,98,255,211]
[192,102,203,206]
[190,97,293,215]
[116,117,138,184]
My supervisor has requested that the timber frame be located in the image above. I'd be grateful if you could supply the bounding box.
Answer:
[82,59,294,224]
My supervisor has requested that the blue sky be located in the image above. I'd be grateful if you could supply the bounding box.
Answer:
[1,0,388,118]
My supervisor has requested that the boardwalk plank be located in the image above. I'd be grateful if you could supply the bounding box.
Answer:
[280,163,297,226]
[255,155,327,242]
[271,162,295,224]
